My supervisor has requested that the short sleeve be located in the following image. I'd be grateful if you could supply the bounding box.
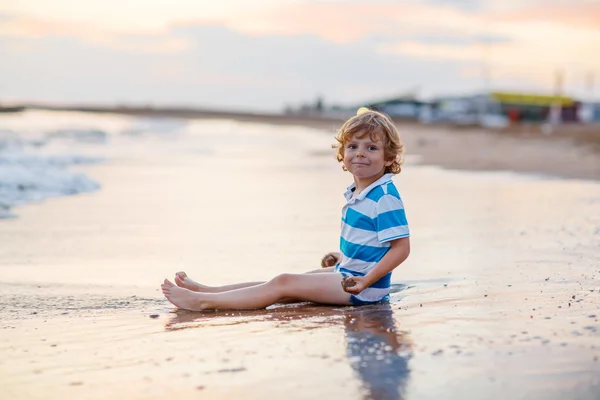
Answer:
[376,193,410,243]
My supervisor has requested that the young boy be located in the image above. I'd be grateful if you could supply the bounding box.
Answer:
[161,108,410,310]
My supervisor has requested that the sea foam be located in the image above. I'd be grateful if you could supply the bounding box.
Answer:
[0,126,103,218]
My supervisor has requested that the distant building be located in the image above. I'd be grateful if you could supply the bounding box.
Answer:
[320,91,598,126]
[578,102,600,123]
[426,92,583,126]
[362,97,427,120]
[489,92,579,123]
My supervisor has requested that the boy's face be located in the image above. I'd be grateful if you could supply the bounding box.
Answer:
[342,132,392,183]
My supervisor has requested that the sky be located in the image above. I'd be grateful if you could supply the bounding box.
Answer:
[0,0,599,111]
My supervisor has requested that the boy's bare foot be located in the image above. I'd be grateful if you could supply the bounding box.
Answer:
[161,279,208,311]
[174,271,207,292]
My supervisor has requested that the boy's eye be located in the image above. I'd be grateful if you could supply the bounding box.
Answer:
[368,145,378,151]
[347,144,357,149]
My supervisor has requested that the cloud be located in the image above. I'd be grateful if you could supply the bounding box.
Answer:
[173,3,405,44]
[0,15,117,38]
[0,15,189,54]
[379,41,487,62]
[0,23,478,109]
[421,0,490,11]
[172,1,516,46]
[481,1,600,30]
[403,33,512,46]
[87,35,189,54]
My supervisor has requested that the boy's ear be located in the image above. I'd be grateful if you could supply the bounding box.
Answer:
[384,159,394,167]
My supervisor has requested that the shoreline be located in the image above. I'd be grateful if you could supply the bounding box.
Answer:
[16,106,600,180]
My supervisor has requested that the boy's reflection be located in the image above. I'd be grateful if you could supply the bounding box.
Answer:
[164,298,412,399]
[343,303,412,400]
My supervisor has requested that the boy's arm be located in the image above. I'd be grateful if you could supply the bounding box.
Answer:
[342,237,410,294]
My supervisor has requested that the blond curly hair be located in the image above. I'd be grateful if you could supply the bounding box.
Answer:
[334,108,404,174]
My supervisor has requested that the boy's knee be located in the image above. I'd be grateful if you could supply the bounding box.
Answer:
[270,273,295,289]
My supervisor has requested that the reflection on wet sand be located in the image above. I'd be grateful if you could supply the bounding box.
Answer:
[165,288,412,400]
[344,304,412,400]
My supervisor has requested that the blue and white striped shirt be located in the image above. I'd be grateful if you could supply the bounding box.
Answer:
[338,173,409,302]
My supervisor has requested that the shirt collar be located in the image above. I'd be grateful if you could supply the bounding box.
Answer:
[344,173,394,202]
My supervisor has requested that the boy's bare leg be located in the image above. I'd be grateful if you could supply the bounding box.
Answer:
[174,268,335,293]
[174,271,264,293]
[161,272,352,311]
[305,266,335,274]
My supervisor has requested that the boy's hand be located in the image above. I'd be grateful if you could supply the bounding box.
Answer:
[320,252,340,268]
[341,276,368,295]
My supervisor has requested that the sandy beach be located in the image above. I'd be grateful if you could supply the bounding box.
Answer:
[1,110,599,399]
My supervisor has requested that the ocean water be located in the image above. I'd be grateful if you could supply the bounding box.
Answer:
[0,111,197,218]
[0,110,599,399]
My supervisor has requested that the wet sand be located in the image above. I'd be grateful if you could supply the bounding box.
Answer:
[1,114,599,399]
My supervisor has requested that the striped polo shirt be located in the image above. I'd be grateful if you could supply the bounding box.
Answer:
[338,173,409,302]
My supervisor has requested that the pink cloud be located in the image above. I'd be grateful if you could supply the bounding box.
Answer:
[173,3,437,43]
[0,15,188,54]
[0,16,89,37]
[482,2,600,30]
[0,14,176,39]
